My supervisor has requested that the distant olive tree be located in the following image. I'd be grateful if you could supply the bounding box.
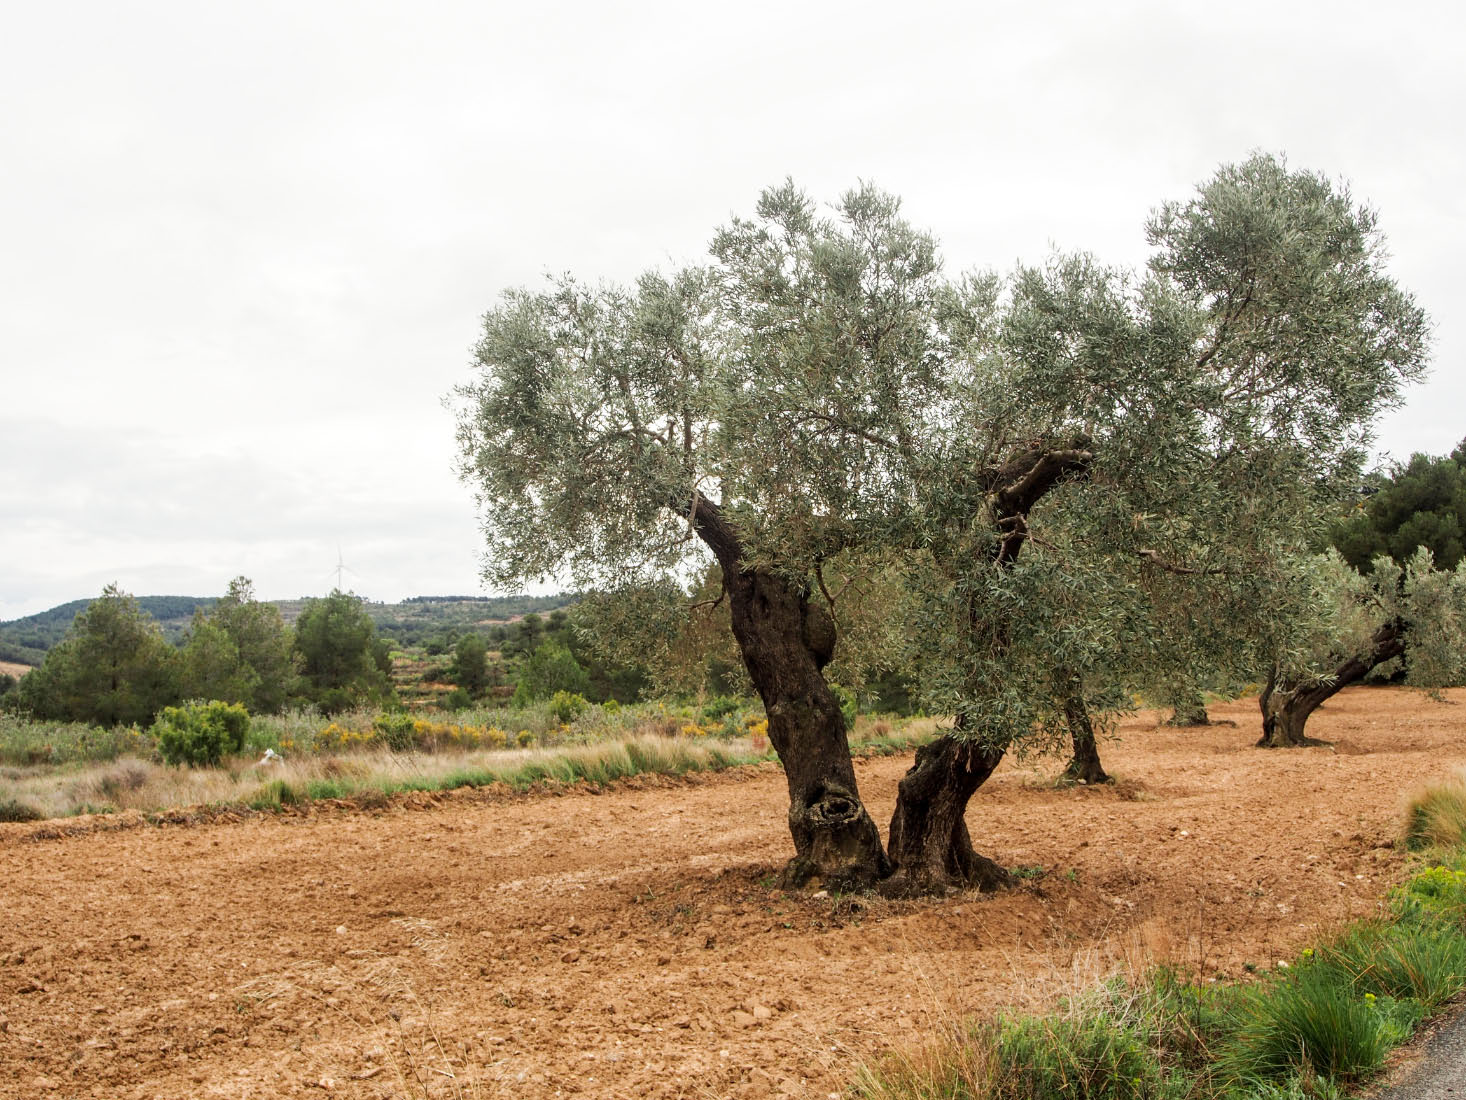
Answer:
[1257,550,1466,746]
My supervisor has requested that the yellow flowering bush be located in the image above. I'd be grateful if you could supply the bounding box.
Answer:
[747,718,769,751]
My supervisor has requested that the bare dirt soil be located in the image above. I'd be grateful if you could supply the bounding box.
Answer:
[0,661,32,679]
[3,686,1463,1100]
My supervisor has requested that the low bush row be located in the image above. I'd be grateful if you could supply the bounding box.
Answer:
[0,694,790,769]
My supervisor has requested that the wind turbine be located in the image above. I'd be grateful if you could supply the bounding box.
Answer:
[326,545,363,594]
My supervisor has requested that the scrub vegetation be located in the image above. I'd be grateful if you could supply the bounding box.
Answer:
[853,773,1466,1100]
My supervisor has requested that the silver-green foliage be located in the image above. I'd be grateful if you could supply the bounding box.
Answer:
[455,154,1430,750]
[1276,549,1466,693]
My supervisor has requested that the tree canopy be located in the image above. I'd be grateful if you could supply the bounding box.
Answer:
[1332,443,1466,573]
[293,590,395,714]
[178,577,298,714]
[13,585,179,727]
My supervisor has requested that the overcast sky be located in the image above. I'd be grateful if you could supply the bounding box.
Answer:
[2,0,1461,621]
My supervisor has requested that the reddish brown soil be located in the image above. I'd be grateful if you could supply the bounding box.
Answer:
[3,686,1464,1100]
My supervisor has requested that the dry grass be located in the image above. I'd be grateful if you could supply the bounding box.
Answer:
[0,721,931,822]
[1404,768,1466,852]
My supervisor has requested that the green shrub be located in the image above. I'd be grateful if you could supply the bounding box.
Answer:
[1393,864,1466,925]
[152,701,250,767]
[700,695,744,721]
[548,690,589,725]
[831,684,859,730]
[372,711,417,750]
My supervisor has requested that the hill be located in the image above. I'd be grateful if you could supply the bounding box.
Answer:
[0,592,576,666]
[0,596,215,665]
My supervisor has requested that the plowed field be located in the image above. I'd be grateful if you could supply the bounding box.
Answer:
[3,687,1463,1099]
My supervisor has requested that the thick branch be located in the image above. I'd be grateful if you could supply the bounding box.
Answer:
[992,440,1094,516]
[672,493,744,569]
[984,438,1094,565]
[1135,549,1230,576]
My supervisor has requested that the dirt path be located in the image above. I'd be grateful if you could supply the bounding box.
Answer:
[3,687,1463,1100]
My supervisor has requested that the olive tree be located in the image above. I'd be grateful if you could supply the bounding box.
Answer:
[1258,549,1466,746]
[454,187,957,886]
[749,156,1429,894]
[456,155,1428,894]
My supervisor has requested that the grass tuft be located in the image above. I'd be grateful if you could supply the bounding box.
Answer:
[1404,773,1466,851]
[1314,918,1466,1010]
[0,796,45,822]
[1219,967,1394,1087]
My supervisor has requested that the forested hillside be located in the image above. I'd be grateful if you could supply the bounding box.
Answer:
[0,596,214,665]
[0,592,576,667]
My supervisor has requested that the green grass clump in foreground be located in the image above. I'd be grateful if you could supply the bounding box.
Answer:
[853,777,1466,1100]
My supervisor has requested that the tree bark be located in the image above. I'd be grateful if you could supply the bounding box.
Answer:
[882,728,1011,896]
[1061,690,1110,785]
[690,498,889,889]
[1258,620,1406,748]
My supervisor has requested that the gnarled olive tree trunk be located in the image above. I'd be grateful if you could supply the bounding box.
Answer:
[1165,692,1212,727]
[882,728,1010,896]
[693,499,889,889]
[1258,620,1405,747]
[1061,687,1110,785]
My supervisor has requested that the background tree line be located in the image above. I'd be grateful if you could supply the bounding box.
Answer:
[5,581,395,726]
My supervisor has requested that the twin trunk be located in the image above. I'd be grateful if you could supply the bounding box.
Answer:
[695,437,1095,893]
[883,730,1011,895]
[720,560,1010,893]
